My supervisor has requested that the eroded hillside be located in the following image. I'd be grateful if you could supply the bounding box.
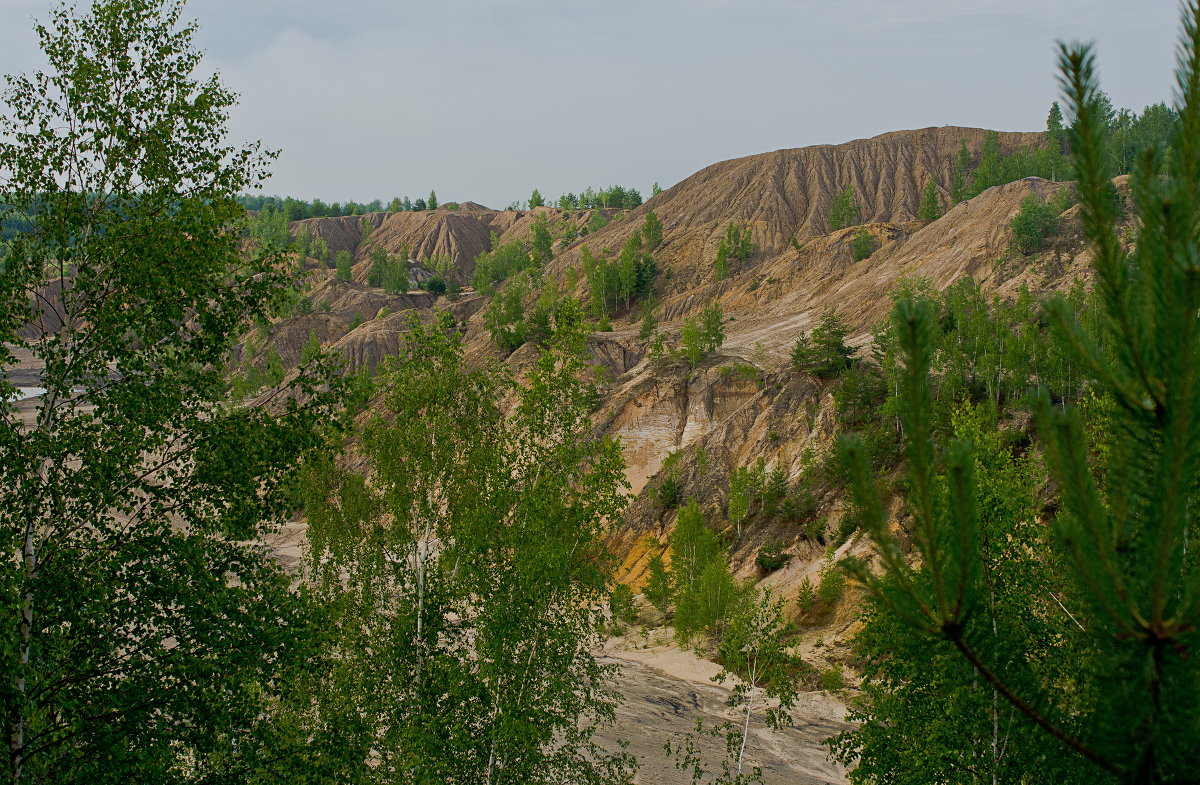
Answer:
[236,126,1099,736]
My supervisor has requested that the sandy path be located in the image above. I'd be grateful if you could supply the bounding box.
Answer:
[599,635,850,784]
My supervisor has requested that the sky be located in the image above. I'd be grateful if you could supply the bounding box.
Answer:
[0,0,1185,208]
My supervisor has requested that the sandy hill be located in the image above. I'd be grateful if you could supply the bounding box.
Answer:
[294,205,615,284]
[249,127,1088,634]
[539,127,1044,293]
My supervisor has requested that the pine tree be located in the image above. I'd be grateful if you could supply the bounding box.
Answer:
[427,189,438,209]
[1047,101,1066,153]
[838,10,1200,779]
[792,307,853,378]
[952,139,972,203]
[528,188,545,208]
[972,130,1002,195]
[918,177,941,221]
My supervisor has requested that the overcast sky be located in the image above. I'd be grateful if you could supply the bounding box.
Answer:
[0,0,1185,208]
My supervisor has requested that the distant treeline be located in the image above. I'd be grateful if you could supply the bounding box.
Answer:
[552,185,643,210]
[953,97,1179,201]
[235,190,441,221]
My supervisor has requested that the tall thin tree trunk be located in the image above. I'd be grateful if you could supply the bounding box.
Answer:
[737,688,754,776]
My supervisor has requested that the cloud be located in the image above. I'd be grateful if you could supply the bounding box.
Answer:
[2,0,1185,206]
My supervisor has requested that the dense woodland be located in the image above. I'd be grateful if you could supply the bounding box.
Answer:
[3,0,1200,784]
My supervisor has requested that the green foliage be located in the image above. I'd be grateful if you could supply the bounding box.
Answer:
[678,319,705,367]
[300,330,323,365]
[334,249,353,281]
[300,312,634,783]
[644,551,675,616]
[715,223,753,279]
[484,277,531,352]
[427,189,438,209]
[818,665,845,693]
[834,20,1200,775]
[815,560,845,605]
[754,540,790,573]
[952,140,971,203]
[528,188,545,208]
[423,275,447,295]
[668,501,747,644]
[714,242,730,280]
[530,215,554,266]
[639,295,659,341]
[712,591,804,779]
[642,209,664,249]
[0,1,347,778]
[828,185,860,231]
[582,240,656,316]
[586,209,611,234]
[918,177,941,221]
[237,194,389,220]
[850,227,878,261]
[245,204,292,249]
[728,459,767,538]
[375,244,411,294]
[658,472,684,510]
[366,246,388,286]
[556,185,643,209]
[610,583,638,625]
[792,307,853,378]
[972,130,1003,194]
[795,579,817,616]
[701,301,725,352]
[473,236,532,292]
[1009,188,1070,254]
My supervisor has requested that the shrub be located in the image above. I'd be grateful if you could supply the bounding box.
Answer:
[657,473,684,510]
[755,539,791,573]
[817,561,845,605]
[1009,188,1070,254]
[819,664,846,692]
[850,228,878,261]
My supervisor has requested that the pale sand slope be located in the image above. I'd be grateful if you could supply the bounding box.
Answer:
[599,634,850,785]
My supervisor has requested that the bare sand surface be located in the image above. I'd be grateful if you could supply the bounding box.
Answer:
[600,633,850,784]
